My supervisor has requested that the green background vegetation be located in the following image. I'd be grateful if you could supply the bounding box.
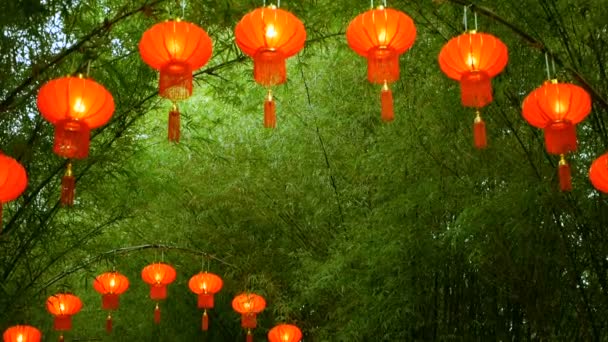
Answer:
[1,0,607,340]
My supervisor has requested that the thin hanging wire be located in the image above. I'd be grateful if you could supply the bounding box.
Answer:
[161,249,164,262]
[277,0,280,7]
[371,0,374,9]
[383,0,387,7]
[263,0,266,6]
[545,52,552,80]
[551,57,557,77]
[86,60,91,76]
[463,6,468,31]
[474,12,478,30]
[181,0,186,18]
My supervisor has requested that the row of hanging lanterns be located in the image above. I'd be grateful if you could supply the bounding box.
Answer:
[4,262,300,342]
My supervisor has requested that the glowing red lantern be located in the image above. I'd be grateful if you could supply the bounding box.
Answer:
[347,6,416,122]
[522,80,591,191]
[3,325,41,342]
[37,75,115,206]
[235,5,306,128]
[93,271,130,332]
[232,293,266,342]
[188,272,223,331]
[590,153,608,193]
[46,293,83,341]
[139,19,213,142]
[0,153,27,234]
[268,324,302,342]
[141,262,177,324]
[438,31,508,148]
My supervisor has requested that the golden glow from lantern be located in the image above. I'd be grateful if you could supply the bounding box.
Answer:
[59,303,65,312]
[73,98,86,114]
[466,54,477,69]
[167,40,183,55]
[155,273,162,283]
[109,277,116,289]
[243,301,252,310]
[17,334,23,342]
[265,25,278,39]
[554,101,566,114]
[282,333,291,341]
[377,29,387,45]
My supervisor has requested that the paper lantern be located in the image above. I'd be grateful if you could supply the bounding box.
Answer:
[37,75,115,205]
[232,293,266,342]
[590,153,608,193]
[93,271,130,332]
[268,324,302,342]
[46,293,82,341]
[141,262,177,324]
[438,31,508,148]
[235,5,306,128]
[139,19,213,142]
[188,272,223,331]
[522,80,591,191]
[347,6,416,122]
[3,325,41,342]
[0,153,27,234]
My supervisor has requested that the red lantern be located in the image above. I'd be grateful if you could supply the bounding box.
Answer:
[235,5,306,128]
[93,271,130,332]
[188,272,223,331]
[232,293,266,342]
[0,153,27,234]
[139,19,213,142]
[141,262,177,324]
[522,80,591,191]
[268,324,302,342]
[590,153,608,193]
[37,75,115,206]
[46,293,83,341]
[438,31,508,148]
[347,6,416,122]
[3,325,42,342]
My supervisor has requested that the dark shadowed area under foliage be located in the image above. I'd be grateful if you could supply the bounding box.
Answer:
[1,0,607,341]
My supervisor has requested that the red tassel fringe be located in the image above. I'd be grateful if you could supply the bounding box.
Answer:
[253,50,286,86]
[381,87,394,122]
[202,311,209,331]
[246,331,253,342]
[559,162,573,192]
[264,98,276,129]
[61,175,75,207]
[460,71,492,108]
[154,305,161,324]
[544,122,577,155]
[106,315,112,333]
[168,109,180,143]
[473,116,487,149]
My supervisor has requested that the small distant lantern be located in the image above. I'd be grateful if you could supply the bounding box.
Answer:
[522,80,591,191]
[3,325,42,342]
[46,293,83,342]
[235,5,306,128]
[268,324,302,342]
[0,153,27,234]
[347,6,417,122]
[232,293,266,342]
[141,262,177,324]
[188,272,223,331]
[139,19,213,142]
[93,271,130,332]
[438,31,508,148]
[37,75,115,205]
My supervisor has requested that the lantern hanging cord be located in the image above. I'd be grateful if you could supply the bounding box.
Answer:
[277,0,280,7]
[181,0,185,19]
[463,5,468,31]
[383,0,387,7]
[474,12,478,30]
[371,0,374,9]
[86,60,91,77]
[545,52,552,80]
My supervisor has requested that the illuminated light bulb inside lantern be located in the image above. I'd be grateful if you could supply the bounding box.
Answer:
[377,30,387,45]
[17,334,23,342]
[155,273,162,283]
[265,25,278,39]
[466,54,477,69]
[60,303,65,313]
[243,301,252,310]
[73,98,86,114]
[282,333,291,342]
[167,40,183,55]
[553,101,567,115]
[110,277,116,289]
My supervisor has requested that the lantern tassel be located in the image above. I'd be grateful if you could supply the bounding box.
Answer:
[559,155,573,192]
[106,314,112,333]
[61,162,75,206]
[59,334,64,342]
[246,329,253,342]
[154,303,161,324]
[381,82,394,122]
[168,103,180,143]
[202,310,209,331]
[473,111,487,149]
[264,90,276,129]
